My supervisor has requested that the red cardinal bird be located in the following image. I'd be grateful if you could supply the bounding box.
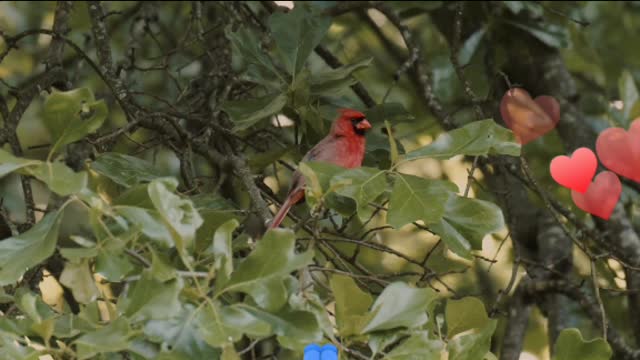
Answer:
[268,109,372,229]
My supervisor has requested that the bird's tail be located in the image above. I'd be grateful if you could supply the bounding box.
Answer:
[268,190,304,229]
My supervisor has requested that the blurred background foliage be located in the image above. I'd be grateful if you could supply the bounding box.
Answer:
[1,1,640,359]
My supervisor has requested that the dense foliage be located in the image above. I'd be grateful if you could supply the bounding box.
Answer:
[1,1,640,359]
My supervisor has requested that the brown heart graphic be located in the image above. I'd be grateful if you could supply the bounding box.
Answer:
[500,88,560,145]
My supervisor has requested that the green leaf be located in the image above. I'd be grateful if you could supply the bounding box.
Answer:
[553,328,612,360]
[444,297,498,360]
[618,70,640,125]
[430,196,505,259]
[503,1,543,17]
[289,291,336,341]
[385,331,444,359]
[330,274,373,337]
[387,173,457,229]
[95,251,135,281]
[0,149,40,178]
[222,92,287,132]
[458,27,487,66]
[392,1,443,12]
[42,88,108,156]
[448,320,497,360]
[75,317,132,360]
[331,167,386,222]
[26,162,87,196]
[59,259,100,304]
[237,303,322,351]
[310,58,373,95]
[298,161,345,204]
[248,146,291,172]
[362,282,437,333]
[404,119,520,161]
[145,304,221,359]
[369,330,408,356]
[222,345,241,360]
[506,20,570,49]
[148,247,176,282]
[116,206,174,248]
[0,211,63,285]
[385,121,399,166]
[148,178,203,264]
[218,229,314,311]
[446,297,491,337]
[268,5,332,75]
[14,287,55,324]
[60,247,99,262]
[226,26,282,86]
[120,272,183,321]
[91,153,166,187]
[364,103,414,124]
[211,219,238,285]
[0,333,41,360]
[196,302,271,347]
[0,288,12,304]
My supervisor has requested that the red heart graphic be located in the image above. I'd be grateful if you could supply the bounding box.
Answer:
[630,117,640,135]
[571,171,621,220]
[550,147,598,193]
[500,88,560,145]
[595,119,640,183]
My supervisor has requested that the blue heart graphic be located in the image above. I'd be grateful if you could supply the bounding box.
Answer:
[304,343,338,360]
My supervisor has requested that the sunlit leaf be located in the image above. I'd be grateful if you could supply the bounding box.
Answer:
[430,195,505,259]
[331,167,386,222]
[95,251,135,282]
[196,302,271,347]
[42,88,108,156]
[145,304,221,359]
[217,229,313,311]
[74,317,132,360]
[446,297,491,337]
[120,272,183,321]
[330,274,373,337]
[404,119,520,160]
[0,211,63,286]
[60,259,100,304]
[0,149,40,178]
[26,162,87,196]
[448,320,497,360]
[237,303,322,351]
[298,161,346,206]
[387,173,457,229]
[289,291,336,341]
[148,178,203,264]
[385,331,444,359]
[553,328,612,360]
[211,219,238,285]
[361,282,437,333]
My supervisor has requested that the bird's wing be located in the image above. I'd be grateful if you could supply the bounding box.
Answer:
[302,136,339,163]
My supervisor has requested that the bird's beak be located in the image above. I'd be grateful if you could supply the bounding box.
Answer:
[356,119,372,131]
